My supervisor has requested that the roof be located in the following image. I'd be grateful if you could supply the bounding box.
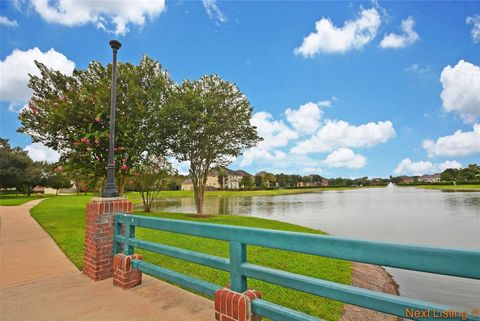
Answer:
[230,170,252,177]
[181,179,193,185]
[209,167,251,177]
[419,173,441,179]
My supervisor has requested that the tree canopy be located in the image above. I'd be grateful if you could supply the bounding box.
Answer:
[162,75,261,215]
[18,55,174,194]
[0,138,62,195]
[0,138,31,190]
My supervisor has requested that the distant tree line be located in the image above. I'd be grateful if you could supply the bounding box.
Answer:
[440,164,480,183]
[236,172,388,190]
[0,138,71,195]
[390,164,480,185]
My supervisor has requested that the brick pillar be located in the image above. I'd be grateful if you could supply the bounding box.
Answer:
[214,288,262,321]
[83,197,133,281]
[112,253,143,289]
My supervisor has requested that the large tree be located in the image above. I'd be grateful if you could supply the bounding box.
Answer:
[162,75,261,215]
[18,55,174,195]
[0,138,49,195]
[0,138,31,190]
[19,161,49,196]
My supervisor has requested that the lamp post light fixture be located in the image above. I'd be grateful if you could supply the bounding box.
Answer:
[102,40,122,198]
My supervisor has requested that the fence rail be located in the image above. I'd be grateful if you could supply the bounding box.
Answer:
[114,213,480,321]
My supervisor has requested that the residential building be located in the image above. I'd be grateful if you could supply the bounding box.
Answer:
[418,173,441,183]
[398,176,415,184]
[180,168,252,191]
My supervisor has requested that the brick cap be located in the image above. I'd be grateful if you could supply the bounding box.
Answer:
[90,197,128,202]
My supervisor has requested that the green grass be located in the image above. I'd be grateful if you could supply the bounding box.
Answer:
[0,194,46,206]
[125,186,376,205]
[415,184,480,191]
[30,195,351,321]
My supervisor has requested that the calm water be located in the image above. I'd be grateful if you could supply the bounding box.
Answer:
[147,187,480,309]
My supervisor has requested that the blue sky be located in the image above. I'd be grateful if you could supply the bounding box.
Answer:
[1,1,479,178]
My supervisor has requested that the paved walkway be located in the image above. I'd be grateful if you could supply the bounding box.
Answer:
[0,200,213,321]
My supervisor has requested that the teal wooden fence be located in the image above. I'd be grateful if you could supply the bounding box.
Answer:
[114,213,480,321]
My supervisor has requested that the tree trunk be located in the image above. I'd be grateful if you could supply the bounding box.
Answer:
[142,190,151,212]
[193,179,205,216]
[118,175,126,197]
[144,203,151,212]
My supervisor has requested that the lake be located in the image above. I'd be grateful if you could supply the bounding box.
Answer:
[147,187,480,310]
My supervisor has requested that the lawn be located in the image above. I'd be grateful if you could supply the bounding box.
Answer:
[0,194,46,206]
[30,195,351,321]
[125,186,378,205]
[415,184,480,191]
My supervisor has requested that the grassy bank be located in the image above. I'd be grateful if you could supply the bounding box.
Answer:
[415,184,480,191]
[30,195,350,321]
[0,194,46,206]
[125,186,376,205]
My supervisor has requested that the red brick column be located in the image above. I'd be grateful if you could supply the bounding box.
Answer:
[214,288,262,321]
[83,197,133,281]
[112,253,143,289]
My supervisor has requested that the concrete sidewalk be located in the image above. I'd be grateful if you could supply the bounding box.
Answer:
[0,200,213,321]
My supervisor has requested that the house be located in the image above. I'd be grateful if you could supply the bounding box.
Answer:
[223,170,252,189]
[295,175,329,187]
[398,176,415,184]
[32,181,77,195]
[180,168,252,191]
[32,186,58,194]
[180,179,194,191]
[180,176,221,191]
[418,173,441,183]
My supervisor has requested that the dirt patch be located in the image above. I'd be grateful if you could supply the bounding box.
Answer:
[341,262,401,321]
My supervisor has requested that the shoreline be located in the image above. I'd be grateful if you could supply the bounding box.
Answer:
[402,184,480,191]
[341,262,401,321]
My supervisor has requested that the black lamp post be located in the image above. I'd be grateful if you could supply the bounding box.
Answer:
[102,40,122,198]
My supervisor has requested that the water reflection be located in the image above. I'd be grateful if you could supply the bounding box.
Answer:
[146,187,480,309]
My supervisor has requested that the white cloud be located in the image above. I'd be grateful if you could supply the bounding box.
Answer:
[466,15,480,43]
[29,0,165,35]
[0,47,75,103]
[380,16,419,49]
[291,120,396,154]
[405,63,430,75]
[237,151,323,174]
[323,148,367,169]
[422,124,480,157]
[394,158,463,176]
[294,8,381,56]
[24,143,60,163]
[240,149,287,167]
[239,101,394,172]
[394,158,434,176]
[285,101,325,134]
[168,157,190,175]
[302,167,324,174]
[440,60,480,123]
[240,111,298,166]
[202,0,227,24]
[7,102,27,113]
[438,160,462,172]
[251,112,299,150]
[0,16,18,27]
